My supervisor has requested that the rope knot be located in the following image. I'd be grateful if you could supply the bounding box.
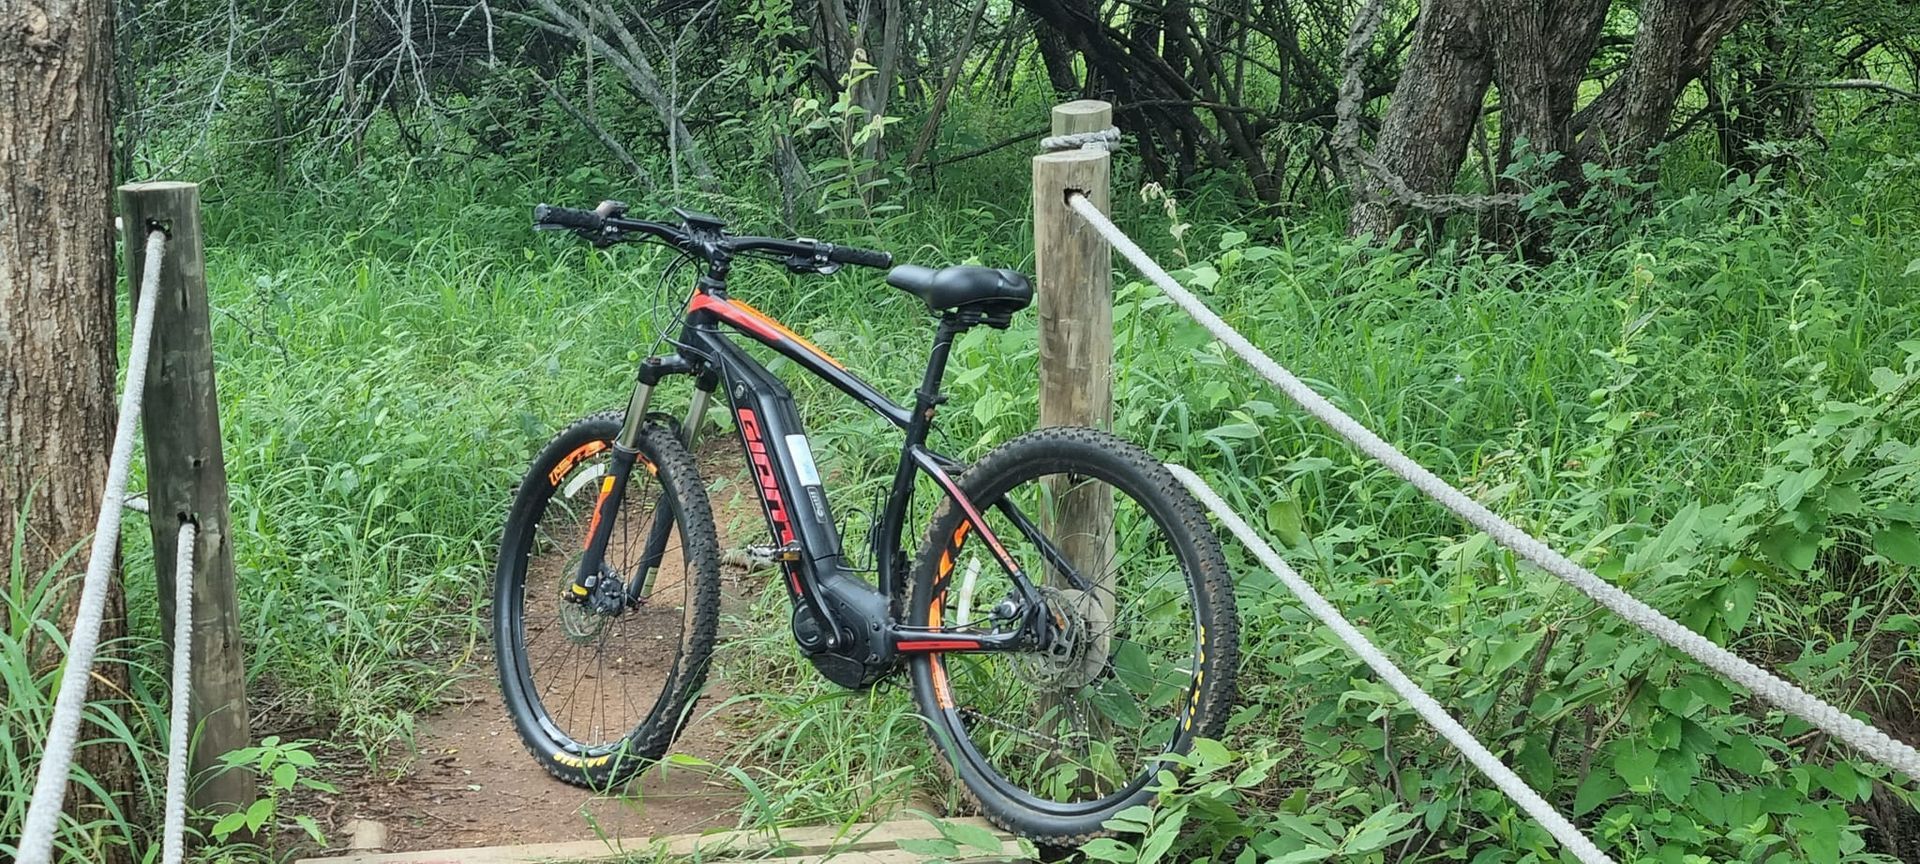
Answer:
[1040,127,1121,153]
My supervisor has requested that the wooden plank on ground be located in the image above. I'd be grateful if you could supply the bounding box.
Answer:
[293,817,1022,864]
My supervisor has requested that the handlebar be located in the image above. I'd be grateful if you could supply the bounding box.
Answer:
[532,201,893,275]
[531,203,607,231]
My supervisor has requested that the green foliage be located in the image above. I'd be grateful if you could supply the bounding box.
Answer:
[210,736,335,855]
[163,112,1919,856]
[790,59,906,224]
[0,517,157,863]
[41,8,1920,853]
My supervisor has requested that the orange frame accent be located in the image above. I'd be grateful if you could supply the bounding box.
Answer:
[687,294,846,369]
[583,476,615,550]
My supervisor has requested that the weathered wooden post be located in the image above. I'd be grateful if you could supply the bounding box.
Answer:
[1034,99,1114,434]
[120,181,255,815]
[1032,101,1116,670]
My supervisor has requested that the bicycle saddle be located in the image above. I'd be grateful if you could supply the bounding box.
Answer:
[886,264,1034,314]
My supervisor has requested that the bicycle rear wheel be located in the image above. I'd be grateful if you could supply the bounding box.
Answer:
[904,427,1238,844]
[493,412,721,788]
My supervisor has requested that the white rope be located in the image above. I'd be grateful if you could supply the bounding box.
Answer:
[16,230,168,864]
[1166,465,1615,864]
[1040,127,1120,152]
[161,521,197,864]
[1067,192,1920,782]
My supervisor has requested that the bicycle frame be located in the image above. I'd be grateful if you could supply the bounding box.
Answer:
[571,267,1082,662]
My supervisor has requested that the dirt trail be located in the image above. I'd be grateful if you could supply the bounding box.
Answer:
[298,444,771,855]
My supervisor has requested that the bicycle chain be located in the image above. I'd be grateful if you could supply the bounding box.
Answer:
[957,704,1090,754]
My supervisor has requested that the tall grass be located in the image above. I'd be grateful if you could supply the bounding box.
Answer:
[6,92,1910,861]
[2,514,168,862]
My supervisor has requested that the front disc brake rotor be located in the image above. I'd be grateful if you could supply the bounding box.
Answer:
[556,557,624,643]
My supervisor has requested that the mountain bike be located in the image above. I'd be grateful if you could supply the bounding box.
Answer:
[493,200,1239,843]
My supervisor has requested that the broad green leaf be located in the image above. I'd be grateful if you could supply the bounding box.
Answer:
[897,838,960,857]
[1487,633,1540,674]
[1269,845,1337,864]
[1655,747,1698,804]
[1720,573,1759,633]
[1759,526,1818,572]
[244,796,274,831]
[1776,467,1825,512]
[1266,497,1306,547]
[1573,770,1623,815]
[1137,809,1185,864]
[1079,838,1135,862]
[1873,524,1920,566]
[1614,743,1658,792]
[1787,809,1841,861]
[1271,813,1338,847]
[940,819,1006,854]
[211,811,248,839]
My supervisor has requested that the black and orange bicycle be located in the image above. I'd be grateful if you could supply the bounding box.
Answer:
[493,200,1238,843]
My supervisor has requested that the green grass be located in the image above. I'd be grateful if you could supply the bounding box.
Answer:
[204,121,1919,859]
[6,96,1918,862]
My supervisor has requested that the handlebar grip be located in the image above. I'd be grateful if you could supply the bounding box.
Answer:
[825,244,893,269]
[533,204,604,231]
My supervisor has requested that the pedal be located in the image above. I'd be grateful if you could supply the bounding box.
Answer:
[722,543,802,571]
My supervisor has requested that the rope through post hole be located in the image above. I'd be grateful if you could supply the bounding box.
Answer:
[1064,192,1920,783]
[16,229,168,864]
[1166,465,1616,864]
[161,521,198,864]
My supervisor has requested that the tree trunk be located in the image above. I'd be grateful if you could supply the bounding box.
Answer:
[1714,0,1812,173]
[1481,0,1609,251]
[905,0,991,168]
[1018,0,1225,184]
[1348,0,1493,240]
[0,0,136,857]
[1487,0,1608,169]
[1575,0,1757,168]
[856,0,903,167]
[1034,14,1079,96]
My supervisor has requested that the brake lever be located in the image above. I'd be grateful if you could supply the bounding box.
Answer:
[791,238,841,275]
[782,251,841,275]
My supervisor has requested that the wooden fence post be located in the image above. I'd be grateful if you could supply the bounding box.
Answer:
[120,181,255,816]
[1034,99,1114,433]
[1032,101,1116,656]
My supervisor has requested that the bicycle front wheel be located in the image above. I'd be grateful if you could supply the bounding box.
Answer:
[493,412,721,788]
[904,427,1238,844]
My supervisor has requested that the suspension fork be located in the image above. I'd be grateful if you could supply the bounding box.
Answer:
[621,377,715,604]
[571,359,712,605]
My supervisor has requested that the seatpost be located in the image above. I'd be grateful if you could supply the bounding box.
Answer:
[908,317,963,440]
